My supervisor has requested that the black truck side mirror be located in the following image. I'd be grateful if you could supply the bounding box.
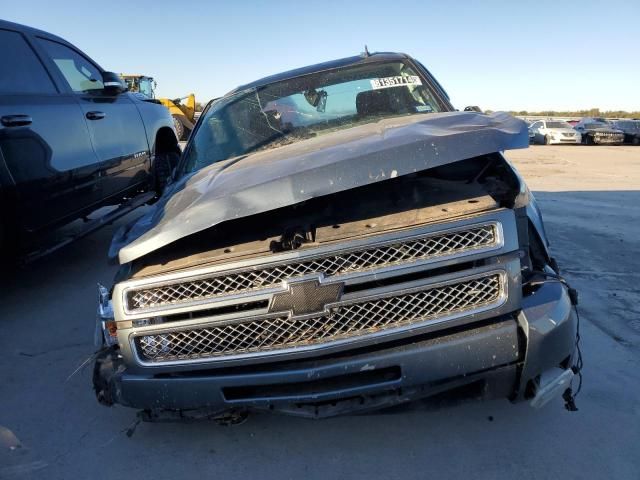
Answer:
[102,72,127,94]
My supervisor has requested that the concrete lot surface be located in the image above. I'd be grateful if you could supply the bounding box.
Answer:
[1,145,639,479]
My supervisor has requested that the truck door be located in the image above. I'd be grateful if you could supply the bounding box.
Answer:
[36,38,151,201]
[0,27,100,232]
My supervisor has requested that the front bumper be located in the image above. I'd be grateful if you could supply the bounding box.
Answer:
[548,136,580,145]
[593,135,624,144]
[95,279,576,418]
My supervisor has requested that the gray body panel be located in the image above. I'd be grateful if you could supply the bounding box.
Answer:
[113,111,528,263]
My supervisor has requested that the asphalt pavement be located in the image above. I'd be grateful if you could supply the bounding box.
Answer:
[1,145,639,479]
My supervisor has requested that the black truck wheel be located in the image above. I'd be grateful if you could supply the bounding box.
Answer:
[0,220,4,259]
[154,151,181,194]
[0,216,18,267]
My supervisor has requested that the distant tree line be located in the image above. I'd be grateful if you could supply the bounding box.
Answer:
[486,108,640,118]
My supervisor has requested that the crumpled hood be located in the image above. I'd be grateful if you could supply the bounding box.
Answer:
[112,111,528,264]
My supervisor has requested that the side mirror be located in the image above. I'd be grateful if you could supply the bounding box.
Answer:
[102,72,127,94]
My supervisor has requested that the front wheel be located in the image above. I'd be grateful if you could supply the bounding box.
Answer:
[0,216,18,268]
[153,151,181,195]
[585,134,595,145]
[632,136,640,145]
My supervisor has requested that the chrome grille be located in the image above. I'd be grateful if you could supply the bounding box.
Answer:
[127,224,498,312]
[136,273,503,363]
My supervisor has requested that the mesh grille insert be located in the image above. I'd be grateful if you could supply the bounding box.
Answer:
[127,224,497,312]
[136,273,503,363]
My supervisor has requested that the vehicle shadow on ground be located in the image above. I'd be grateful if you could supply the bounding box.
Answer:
[2,190,640,480]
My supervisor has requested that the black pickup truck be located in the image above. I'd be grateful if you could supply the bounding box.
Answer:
[0,20,180,259]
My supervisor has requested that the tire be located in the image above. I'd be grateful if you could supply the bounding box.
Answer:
[632,136,640,145]
[172,115,185,141]
[544,135,552,145]
[585,134,594,145]
[154,151,181,195]
[0,216,18,269]
[0,219,4,261]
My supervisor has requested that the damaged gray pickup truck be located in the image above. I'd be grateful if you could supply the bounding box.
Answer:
[94,52,579,421]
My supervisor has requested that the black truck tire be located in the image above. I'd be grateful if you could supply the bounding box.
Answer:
[0,219,4,259]
[154,151,181,195]
[0,215,18,267]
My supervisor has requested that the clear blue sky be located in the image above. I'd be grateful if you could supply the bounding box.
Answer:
[3,0,639,111]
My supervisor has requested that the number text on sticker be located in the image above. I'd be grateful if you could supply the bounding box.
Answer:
[370,76,422,90]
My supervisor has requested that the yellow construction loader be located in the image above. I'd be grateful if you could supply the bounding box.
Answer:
[158,95,196,141]
[120,74,196,140]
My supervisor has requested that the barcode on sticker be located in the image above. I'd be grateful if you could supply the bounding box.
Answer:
[370,76,422,90]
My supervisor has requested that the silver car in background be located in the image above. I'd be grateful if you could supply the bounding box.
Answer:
[529,120,581,145]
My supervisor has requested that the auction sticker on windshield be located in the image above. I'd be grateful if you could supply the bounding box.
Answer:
[370,75,422,90]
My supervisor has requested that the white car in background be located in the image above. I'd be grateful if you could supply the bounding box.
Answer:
[529,120,582,145]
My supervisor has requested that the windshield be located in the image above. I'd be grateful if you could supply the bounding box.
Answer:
[123,77,155,98]
[585,122,609,129]
[616,121,639,131]
[138,78,155,98]
[180,61,442,175]
[546,121,571,129]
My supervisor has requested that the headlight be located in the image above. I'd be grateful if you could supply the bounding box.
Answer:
[96,284,118,347]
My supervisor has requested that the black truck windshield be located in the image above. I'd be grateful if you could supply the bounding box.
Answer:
[180,61,442,175]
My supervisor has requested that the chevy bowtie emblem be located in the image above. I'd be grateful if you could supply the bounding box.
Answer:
[269,278,344,316]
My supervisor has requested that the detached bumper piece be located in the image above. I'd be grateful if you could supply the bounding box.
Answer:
[529,368,574,409]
